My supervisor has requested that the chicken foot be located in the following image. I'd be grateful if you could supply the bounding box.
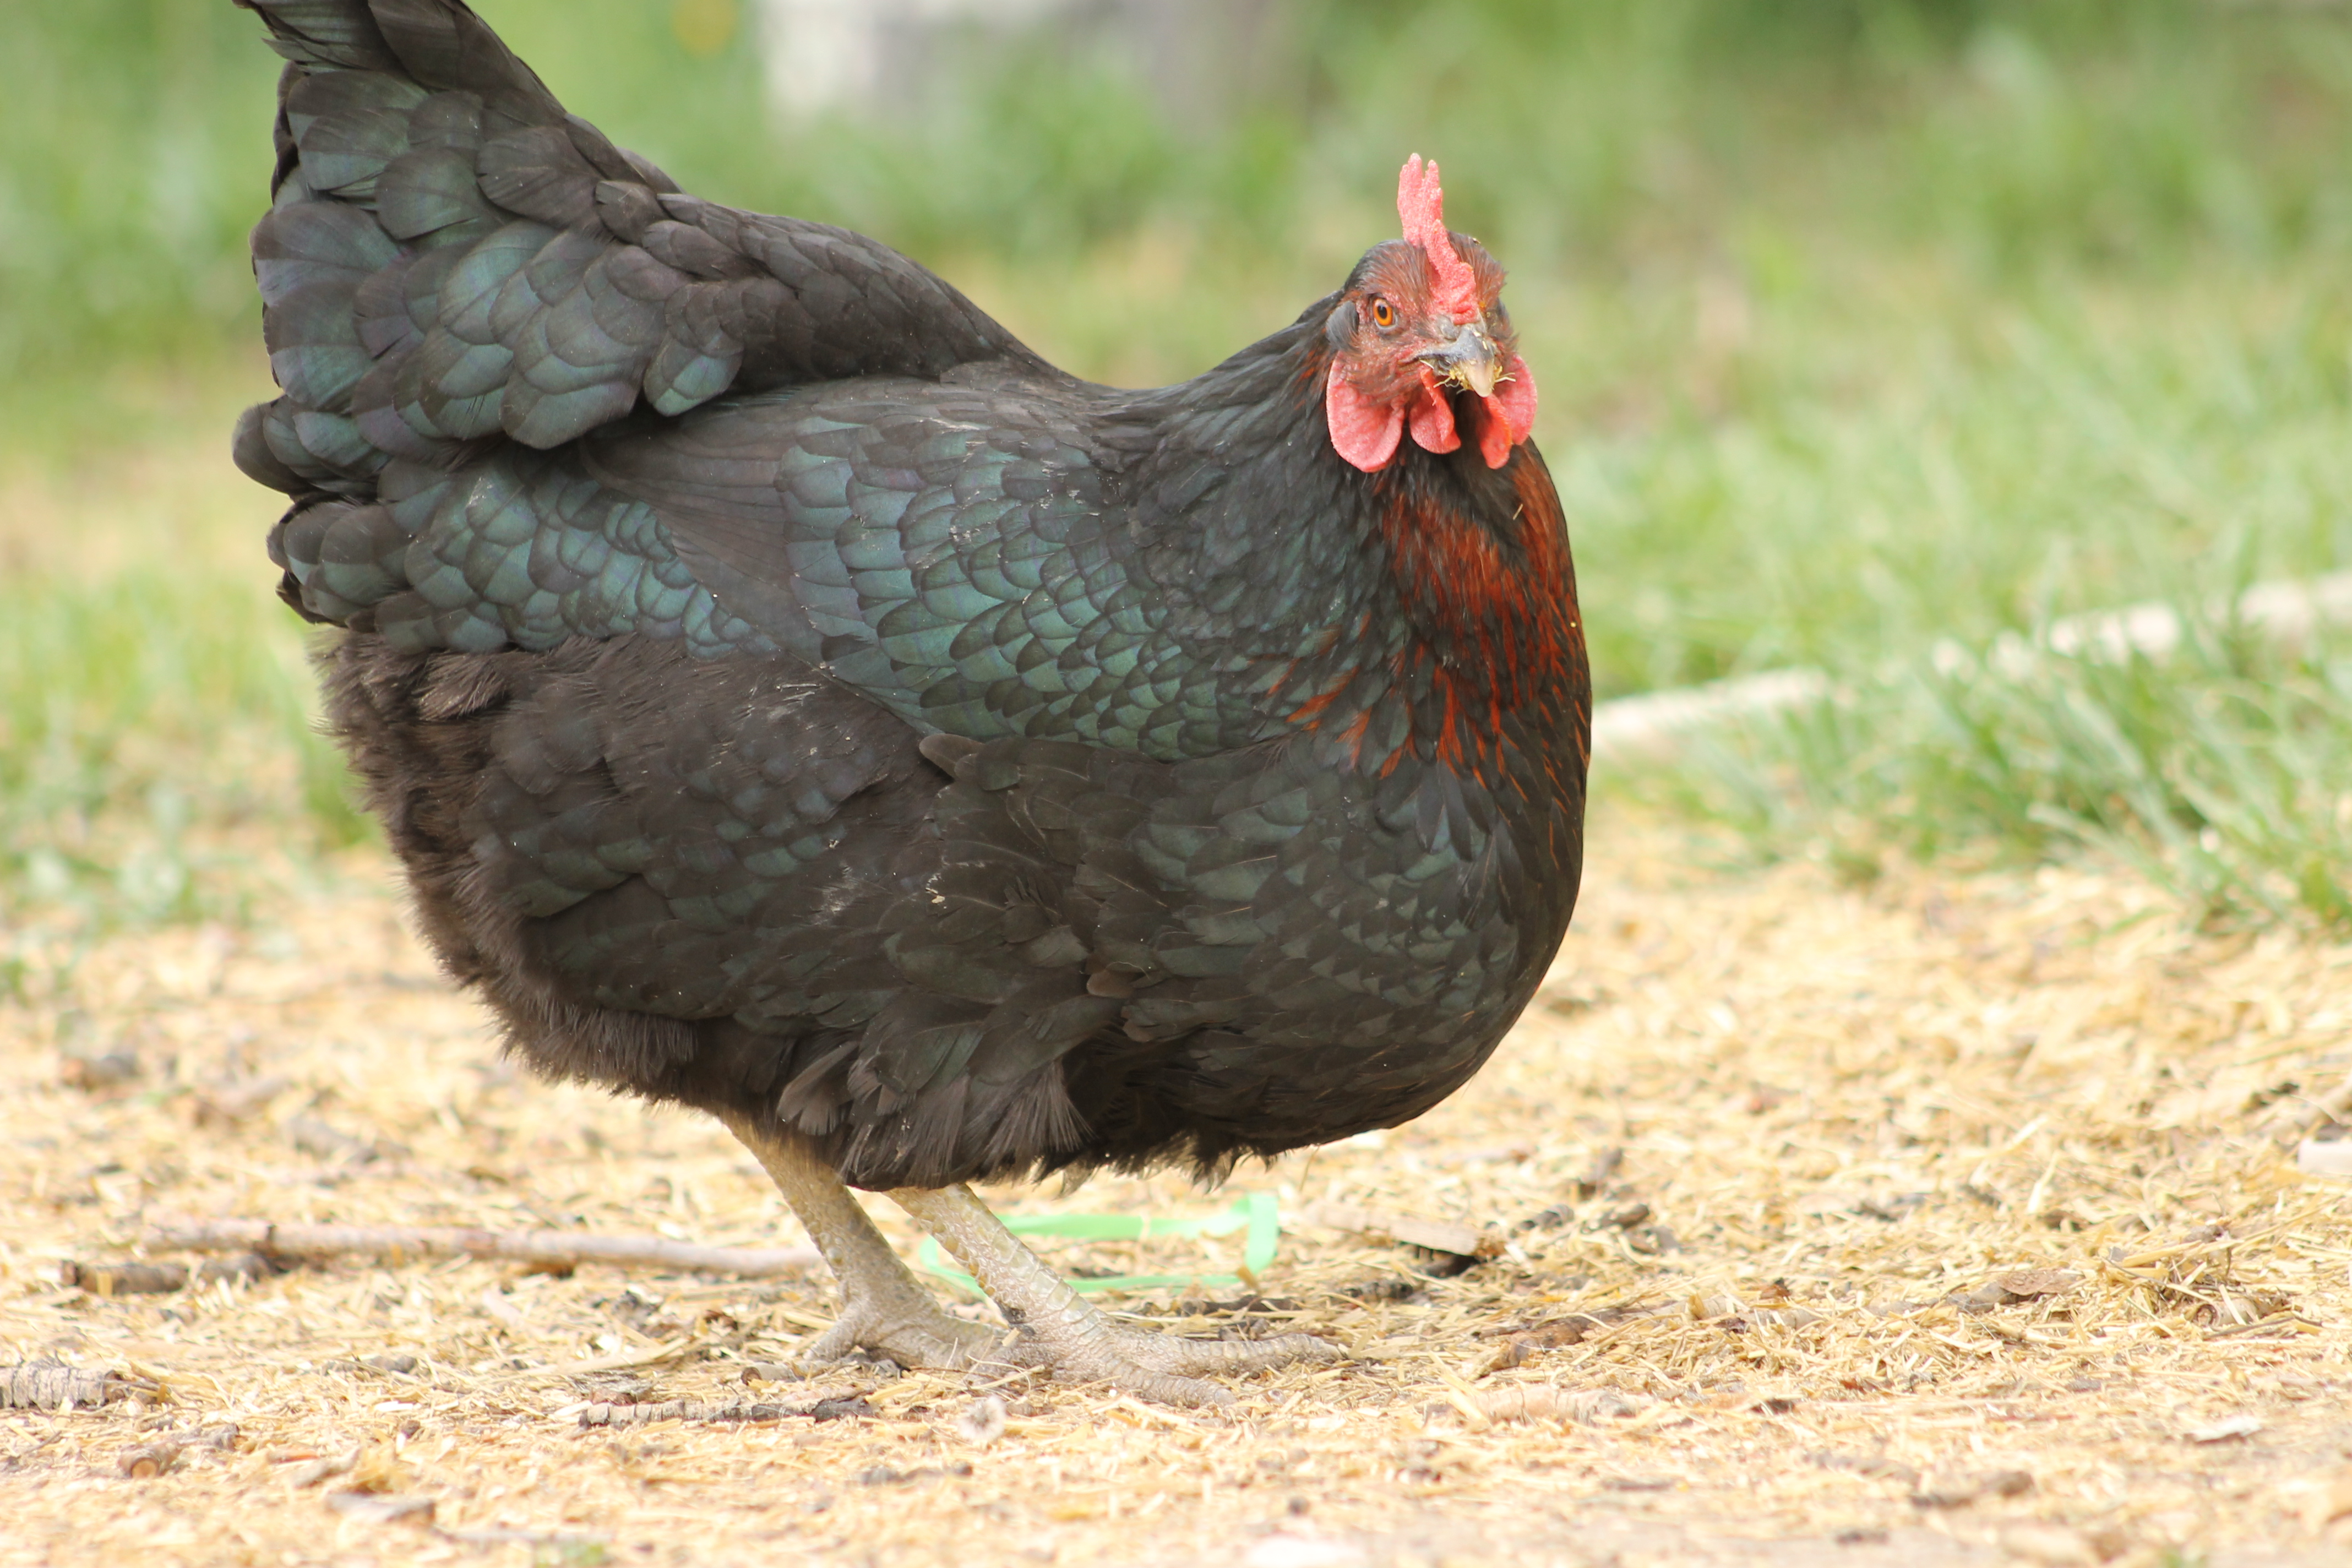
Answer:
[720,1113,1005,1371]
[725,1113,1334,1404]
[891,1182,1339,1407]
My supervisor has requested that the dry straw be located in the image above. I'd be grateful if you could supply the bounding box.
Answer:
[4,810,2349,1566]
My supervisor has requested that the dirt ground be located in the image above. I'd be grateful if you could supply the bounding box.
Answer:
[4,810,2350,1568]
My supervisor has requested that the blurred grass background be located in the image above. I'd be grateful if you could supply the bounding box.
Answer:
[2,0,2349,943]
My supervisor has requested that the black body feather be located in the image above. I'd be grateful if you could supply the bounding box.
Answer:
[237,0,1592,1190]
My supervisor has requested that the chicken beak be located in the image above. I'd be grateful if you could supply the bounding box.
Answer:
[1420,322,1500,399]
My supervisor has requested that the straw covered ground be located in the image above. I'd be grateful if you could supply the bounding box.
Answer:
[4,813,2350,1568]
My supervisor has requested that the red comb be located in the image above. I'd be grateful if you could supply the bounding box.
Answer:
[1398,154,1480,323]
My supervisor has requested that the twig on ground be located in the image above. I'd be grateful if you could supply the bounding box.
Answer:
[144,1216,821,1279]
[568,1393,873,1428]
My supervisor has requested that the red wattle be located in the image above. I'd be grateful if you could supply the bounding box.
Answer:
[1325,361,1405,472]
[1408,368,1460,455]
[1477,353,1539,469]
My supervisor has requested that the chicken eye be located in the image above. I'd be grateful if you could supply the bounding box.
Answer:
[1369,298,1396,329]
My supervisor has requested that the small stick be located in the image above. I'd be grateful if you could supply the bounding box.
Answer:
[61,1261,188,1296]
[144,1216,821,1279]
[1592,569,2352,761]
[1,1363,159,1410]
[573,1393,872,1428]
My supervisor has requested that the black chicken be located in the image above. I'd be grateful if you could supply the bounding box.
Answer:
[233,0,1591,1404]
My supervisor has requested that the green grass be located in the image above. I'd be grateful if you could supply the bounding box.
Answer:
[11,1,2352,421]
[1679,606,2352,930]
[0,563,368,945]
[1553,259,2352,695]
[4,0,2351,932]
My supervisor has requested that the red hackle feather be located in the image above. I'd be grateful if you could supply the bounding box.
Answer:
[1370,456,1581,784]
[1397,155,1480,324]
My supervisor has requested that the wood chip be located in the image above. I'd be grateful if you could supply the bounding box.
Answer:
[281,1448,357,1488]
[324,1492,435,1526]
[59,1260,187,1296]
[1912,1469,2034,1508]
[1999,1523,2099,1565]
[2186,1414,2263,1444]
[116,1443,179,1479]
[2294,1466,2352,1531]
[1,1362,157,1409]
[186,1074,291,1125]
[59,1051,140,1091]
[1992,1268,2081,1300]
[956,1394,1008,1444]
[2296,1139,2352,1179]
[1299,1201,1498,1259]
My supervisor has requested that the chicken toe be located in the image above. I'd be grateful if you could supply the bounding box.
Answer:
[891,1182,1338,1408]
[799,1286,1008,1373]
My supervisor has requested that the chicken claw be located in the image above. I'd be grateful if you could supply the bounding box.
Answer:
[892,1183,1338,1407]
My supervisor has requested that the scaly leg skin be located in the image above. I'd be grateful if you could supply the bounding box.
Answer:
[891,1182,1340,1407]
[718,1112,1005,1371]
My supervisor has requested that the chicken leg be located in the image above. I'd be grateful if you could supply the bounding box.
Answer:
[890,1182,1339,1408]
[720,1112,1005,1371]
[725,1112,1336,1405]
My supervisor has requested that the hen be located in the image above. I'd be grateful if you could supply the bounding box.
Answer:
[233,0,1591,1405]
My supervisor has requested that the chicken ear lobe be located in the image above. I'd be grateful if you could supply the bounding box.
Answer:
[1325,361,1405,472]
